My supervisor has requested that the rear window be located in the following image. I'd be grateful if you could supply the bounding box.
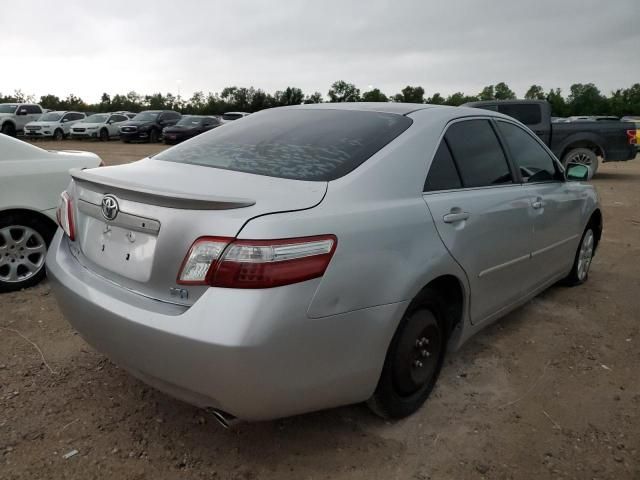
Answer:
[496,104,542,126]
[154,109,413,181]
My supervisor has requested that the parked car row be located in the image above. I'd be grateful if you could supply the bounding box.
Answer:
[0,102,250,144]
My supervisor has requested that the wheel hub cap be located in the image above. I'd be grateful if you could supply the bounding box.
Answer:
[0,225,47,283]
[576,229,594,281]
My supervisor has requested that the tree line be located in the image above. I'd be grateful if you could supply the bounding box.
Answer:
[2,81,639,117]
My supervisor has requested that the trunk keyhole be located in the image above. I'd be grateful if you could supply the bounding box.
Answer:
[125,253,130,261]
[101,245,105,252]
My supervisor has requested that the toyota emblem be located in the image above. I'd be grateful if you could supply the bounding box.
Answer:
[101,195,119,221]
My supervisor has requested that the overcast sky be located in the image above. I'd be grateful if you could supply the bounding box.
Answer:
[2,0,638,103]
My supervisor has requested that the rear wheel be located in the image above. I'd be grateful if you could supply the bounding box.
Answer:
[0,213,56,293]
[562,148,598,179]
[368,288,447,419]
[53,128,64,141]
[99,128,109,141]
[1,122,16,137]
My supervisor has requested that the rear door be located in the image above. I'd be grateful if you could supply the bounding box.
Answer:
[423,118,534,325]
[495,120,583,286]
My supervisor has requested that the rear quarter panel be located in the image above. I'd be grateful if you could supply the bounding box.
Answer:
[237,108,471,320]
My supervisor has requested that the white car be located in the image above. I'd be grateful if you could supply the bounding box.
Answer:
[0,135,102,292]
[70,112,131,141]
[24,111,86,140]
[0,103,45,136]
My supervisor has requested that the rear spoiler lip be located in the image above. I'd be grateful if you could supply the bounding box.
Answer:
[69,168,256,210]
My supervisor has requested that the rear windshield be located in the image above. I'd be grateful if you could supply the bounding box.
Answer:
[154,109,412,181]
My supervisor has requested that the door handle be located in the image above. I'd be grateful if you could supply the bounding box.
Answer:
[532,197,544,209]
[443,212,470,223]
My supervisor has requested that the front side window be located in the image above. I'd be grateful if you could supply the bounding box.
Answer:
[424,140,462,192]
[496,121,559,183]
[444,119,513,188]
[154,109,412,181]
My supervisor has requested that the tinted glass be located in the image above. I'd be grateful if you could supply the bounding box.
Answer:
[111,114,128,122]
[497,104,542,126]
[26,105,42,114]
[155,109,412,181]
[0,104,18,113]
[496,121,558,183]
[133,112,159,121]
[445,120,513,188]
[40,112,61,121]
[222,113,244,120]
[424,141,462,191]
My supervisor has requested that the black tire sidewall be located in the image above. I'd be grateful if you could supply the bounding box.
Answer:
[370,288,448,419]
[100,128,109,141]
[1,122,16,137]
[565,227,594,286]
[0,213,57,293]
[149,129,158,143]
[53,129,64,141]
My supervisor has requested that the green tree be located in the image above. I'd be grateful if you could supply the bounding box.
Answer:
[393,85,425,103]
[328,80,360,102]
[39,94,62,110]
[304,92,324,104]
[274,87,304,106]
[494,82,516,100]
[361,88,388,102]
[444,92,478,106]
[427,92,445,105]
[524,85,545,100]
[546,88,568,117]
[61,94,86,111]
[478,85,495,101]
[567,83,607,115]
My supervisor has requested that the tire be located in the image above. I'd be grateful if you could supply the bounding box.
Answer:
[53,129,64,141]
[0,213,56,293]
[122,139,131,143]
[367,288,448,419]
[564,226,595,286]
[1,122,16,137]
[149,129,159,143]
[99,128,109,142]
[562,148,598,179]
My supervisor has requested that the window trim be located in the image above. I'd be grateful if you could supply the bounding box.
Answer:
[492,118,565,185]
[423,116,519,194]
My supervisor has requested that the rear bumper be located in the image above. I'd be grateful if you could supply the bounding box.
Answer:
[46,231,404,420]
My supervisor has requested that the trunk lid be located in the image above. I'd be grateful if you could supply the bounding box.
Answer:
[68,158,326,305]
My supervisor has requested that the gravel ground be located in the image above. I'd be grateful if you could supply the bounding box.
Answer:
[1,141,639,479]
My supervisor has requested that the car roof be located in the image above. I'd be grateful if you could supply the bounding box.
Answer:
[283,102,440,115]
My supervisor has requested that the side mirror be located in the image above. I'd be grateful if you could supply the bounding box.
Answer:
[565,163,590,181]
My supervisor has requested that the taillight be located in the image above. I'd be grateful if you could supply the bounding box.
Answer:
[56,191,75,240]
[177,235,337,288]
[627,129,638,145]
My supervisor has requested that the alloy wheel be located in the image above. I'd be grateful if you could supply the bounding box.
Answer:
[0,225,47,283]
[576,229,594,281]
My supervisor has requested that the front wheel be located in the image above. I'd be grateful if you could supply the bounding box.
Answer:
[1,122,16,137]
[53,128,64,141]
[149,129,159,143]
[99,128,109,141]
[0,213,56,293]
[562,148,598,179]
[564,227,595,286]
[368,289,447,419]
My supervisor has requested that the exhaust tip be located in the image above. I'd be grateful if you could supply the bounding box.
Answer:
[206,408,240,429]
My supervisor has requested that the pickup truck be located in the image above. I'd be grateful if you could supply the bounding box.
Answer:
[0,103,45,137]
[464,100,638,177]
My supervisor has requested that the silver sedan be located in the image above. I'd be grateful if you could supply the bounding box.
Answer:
[46,103,601,424]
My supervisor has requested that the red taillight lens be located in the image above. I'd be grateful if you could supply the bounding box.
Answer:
[56,191,75,240]
[177,235,337,288]
[627,129,638,145]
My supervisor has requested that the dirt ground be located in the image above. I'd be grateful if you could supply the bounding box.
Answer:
[1,140,639,479]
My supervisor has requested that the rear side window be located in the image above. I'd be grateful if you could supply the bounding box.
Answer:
[424,141,462,191]
[496,121,559,183]
[445,120,513,188]
[497,104,542,126]
[154,109,413,181]
[26,105,42,114]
